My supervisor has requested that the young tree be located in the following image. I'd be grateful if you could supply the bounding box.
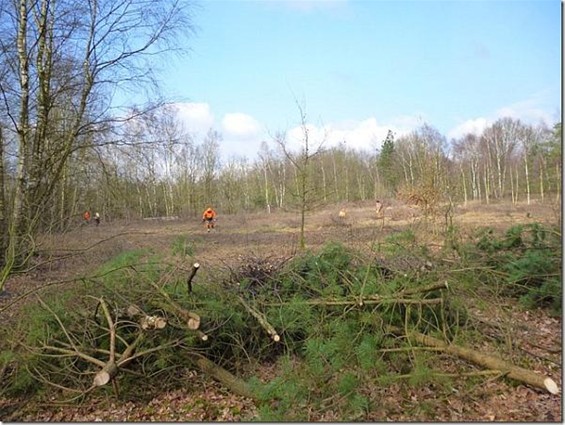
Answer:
[274,102,325,250]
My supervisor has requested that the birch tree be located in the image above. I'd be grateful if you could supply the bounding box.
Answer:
[0,0,195,288]
[482,118,520,200]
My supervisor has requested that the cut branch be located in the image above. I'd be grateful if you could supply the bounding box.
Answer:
[148,280,201,330]
[93,332,145,387]
[188,353,255,400]
[126,305,167,330]
[93,361,118,387]
[187,263,200,294]
[387,326,560,395]
[238,296,280,342]
[264,297,442,307]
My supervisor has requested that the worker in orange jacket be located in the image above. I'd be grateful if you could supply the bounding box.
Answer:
[202,207,217,232]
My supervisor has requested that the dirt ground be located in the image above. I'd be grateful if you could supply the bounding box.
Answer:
[0,199,562,421]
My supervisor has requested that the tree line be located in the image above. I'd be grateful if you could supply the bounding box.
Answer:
[74,113,557,221]
[0,0,561,288]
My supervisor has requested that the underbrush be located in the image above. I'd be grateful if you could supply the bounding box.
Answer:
[457,223,562,315]
[0,221,560,421]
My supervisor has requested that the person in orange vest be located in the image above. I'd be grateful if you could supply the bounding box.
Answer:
[83,210,91,224]
[201,207,217,232]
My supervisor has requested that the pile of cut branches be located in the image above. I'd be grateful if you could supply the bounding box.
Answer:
[0,240,559,421]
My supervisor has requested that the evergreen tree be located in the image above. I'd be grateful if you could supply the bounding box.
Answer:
[377,130,400,193]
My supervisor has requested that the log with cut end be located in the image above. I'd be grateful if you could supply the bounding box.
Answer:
[148,280,200,330]
[92,333,144,387]
[182,311,201,330]
[140,315,167,330]
[189,353,255,399]
[187,263,200,293]
[93,361,118,387]
[387,326,560,395]
[127,305,167,330]
[238,296,280,342]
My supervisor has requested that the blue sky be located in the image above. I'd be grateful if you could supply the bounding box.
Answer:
[160,0,561,160]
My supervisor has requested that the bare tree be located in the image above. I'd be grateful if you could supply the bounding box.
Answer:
[274,102,325,250]
[482,118,520,200]
[199,129,222,207]
[0,0,195,288]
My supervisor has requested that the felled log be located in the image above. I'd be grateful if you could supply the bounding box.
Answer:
[140,315,167,330]
[238,296,280,342]
[188,353,255,399]
[126,305,167,330]
[92,326,145,388]
[93,361,118,387]
[387,326,559,395]
[148,280,201,330]
[181,310,201,330]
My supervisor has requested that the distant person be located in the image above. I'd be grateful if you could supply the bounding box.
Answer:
[201,207,217,232]
[94,212,101,226]
[83,210,91,224]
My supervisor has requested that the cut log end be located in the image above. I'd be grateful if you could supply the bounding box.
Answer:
[193,263,200,269]
[93,371,112,387]
[140,316,167,330]
[272,334,280,342]
[187,317,200,330]
[544,378,559,395]
[93,362,118,387]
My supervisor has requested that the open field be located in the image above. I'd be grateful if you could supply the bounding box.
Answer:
[0,199,561,421]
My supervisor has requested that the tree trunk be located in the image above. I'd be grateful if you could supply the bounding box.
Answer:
[0,127,6,267]
[459,164,468,206]
[524,153,531,205]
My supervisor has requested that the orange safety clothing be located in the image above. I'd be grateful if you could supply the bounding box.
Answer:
[202,208,217,220]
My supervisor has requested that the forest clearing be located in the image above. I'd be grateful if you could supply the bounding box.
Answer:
[0,199,561,422]
[0,0,560,421]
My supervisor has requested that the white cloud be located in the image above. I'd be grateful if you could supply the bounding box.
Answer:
[447,91,559,140]
[447,117,489,140]
[221,113,262,140]
[284,116,418,154]
[173,102,214,134]
[174,99,555,161]
[494,97,557,126]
